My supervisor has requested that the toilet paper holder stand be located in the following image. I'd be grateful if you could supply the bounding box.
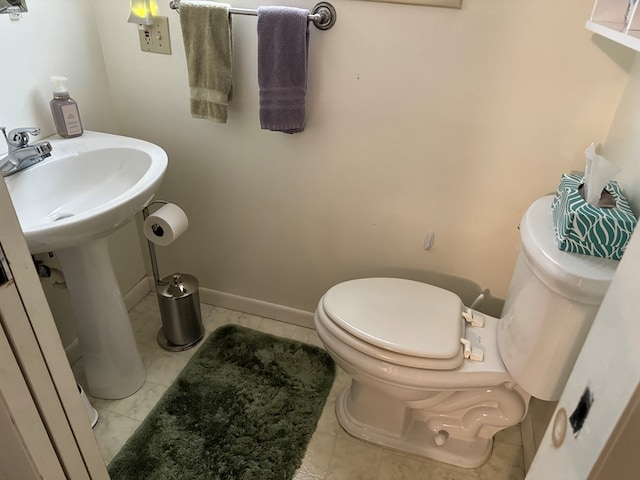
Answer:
[142,201,205,352]
[142,200,170,287]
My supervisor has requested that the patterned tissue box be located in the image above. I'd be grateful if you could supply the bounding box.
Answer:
[551,174,637,260]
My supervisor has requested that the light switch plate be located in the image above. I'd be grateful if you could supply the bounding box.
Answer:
[138,16,171,55]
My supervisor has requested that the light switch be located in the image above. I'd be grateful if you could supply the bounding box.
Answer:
[138,16,171,55]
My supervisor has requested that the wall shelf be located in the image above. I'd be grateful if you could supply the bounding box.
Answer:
[586,0,640,52]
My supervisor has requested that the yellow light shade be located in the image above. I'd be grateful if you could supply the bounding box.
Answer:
[128,0,159,25]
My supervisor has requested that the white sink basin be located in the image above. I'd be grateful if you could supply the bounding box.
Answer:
[6,131,167,253]
[4,131,168,399]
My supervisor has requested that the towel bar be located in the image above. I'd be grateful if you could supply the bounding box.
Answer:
[169,1,337,30]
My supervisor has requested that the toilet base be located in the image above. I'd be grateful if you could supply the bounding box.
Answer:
[335,380,527,468]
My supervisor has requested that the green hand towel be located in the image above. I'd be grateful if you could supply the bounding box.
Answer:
[179,1,232,123]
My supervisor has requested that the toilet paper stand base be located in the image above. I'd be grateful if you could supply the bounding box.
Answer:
[157,327,202,352]
[142,202,204,352]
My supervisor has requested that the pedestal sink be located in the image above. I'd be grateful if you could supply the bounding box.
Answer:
[5,131,168,399]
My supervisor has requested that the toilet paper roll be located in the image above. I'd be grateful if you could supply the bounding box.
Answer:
[143,203,189,246]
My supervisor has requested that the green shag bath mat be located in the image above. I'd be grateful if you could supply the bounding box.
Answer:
[108,324,335,480]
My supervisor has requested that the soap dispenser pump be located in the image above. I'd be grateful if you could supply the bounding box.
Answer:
[49,76,83,138]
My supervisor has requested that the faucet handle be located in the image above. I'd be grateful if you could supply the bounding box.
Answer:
[1,127,41,147]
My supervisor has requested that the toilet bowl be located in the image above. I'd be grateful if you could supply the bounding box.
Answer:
[314,196,618,468]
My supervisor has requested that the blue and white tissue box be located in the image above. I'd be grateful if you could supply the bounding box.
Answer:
[551,174,637,260]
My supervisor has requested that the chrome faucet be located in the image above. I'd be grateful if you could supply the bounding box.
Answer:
[1,127,52,177]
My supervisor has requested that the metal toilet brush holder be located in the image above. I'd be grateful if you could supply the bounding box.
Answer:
[143,202,204,352]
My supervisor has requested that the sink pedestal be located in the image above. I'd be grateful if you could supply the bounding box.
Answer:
[56,237,145,399]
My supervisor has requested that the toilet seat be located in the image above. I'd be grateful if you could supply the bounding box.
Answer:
[314,277,528,468]
[320,278,465,370]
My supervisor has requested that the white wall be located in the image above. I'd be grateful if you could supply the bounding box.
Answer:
[0,0,145,350]
[602,56,640,213]
[0,0,114,140]
[92,0,634,314]
[1,0,637,348]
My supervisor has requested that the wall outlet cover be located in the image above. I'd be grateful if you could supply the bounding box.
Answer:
[137,16,171,55]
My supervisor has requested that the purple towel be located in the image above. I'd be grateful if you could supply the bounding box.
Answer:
[257,6,310,134]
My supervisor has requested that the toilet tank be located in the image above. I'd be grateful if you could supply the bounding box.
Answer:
[498,196,619,401]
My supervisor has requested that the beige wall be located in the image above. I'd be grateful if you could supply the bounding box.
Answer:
[0,1,114,138]
[0,0,145,350]
[92,0,633,312]
[602,57,640,213]
[1,1,637,346]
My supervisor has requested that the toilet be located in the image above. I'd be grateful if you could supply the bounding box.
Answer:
[314,196,618,468]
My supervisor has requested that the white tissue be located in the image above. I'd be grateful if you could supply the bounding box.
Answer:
[582,144,620,206]
[143,203,189,246]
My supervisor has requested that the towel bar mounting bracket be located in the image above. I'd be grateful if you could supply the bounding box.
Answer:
[312,2,336,30]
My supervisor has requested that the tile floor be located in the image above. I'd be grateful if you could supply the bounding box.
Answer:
[73,294,525,480]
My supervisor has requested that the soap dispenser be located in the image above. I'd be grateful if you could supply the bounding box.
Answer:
[49,76,83,138]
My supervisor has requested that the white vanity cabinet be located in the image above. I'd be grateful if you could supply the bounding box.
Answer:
[586,0,640,51]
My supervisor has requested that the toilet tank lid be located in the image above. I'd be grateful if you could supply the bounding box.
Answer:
[322,278,464,360]
[520,196,619,303]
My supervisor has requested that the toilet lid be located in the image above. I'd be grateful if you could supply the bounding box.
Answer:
[322,278,464,361]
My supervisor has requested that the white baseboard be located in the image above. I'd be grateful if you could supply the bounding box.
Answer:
[146,275,156,292]
[64,279,315,362]
[123,276,152,310]
[198,286,315,329]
